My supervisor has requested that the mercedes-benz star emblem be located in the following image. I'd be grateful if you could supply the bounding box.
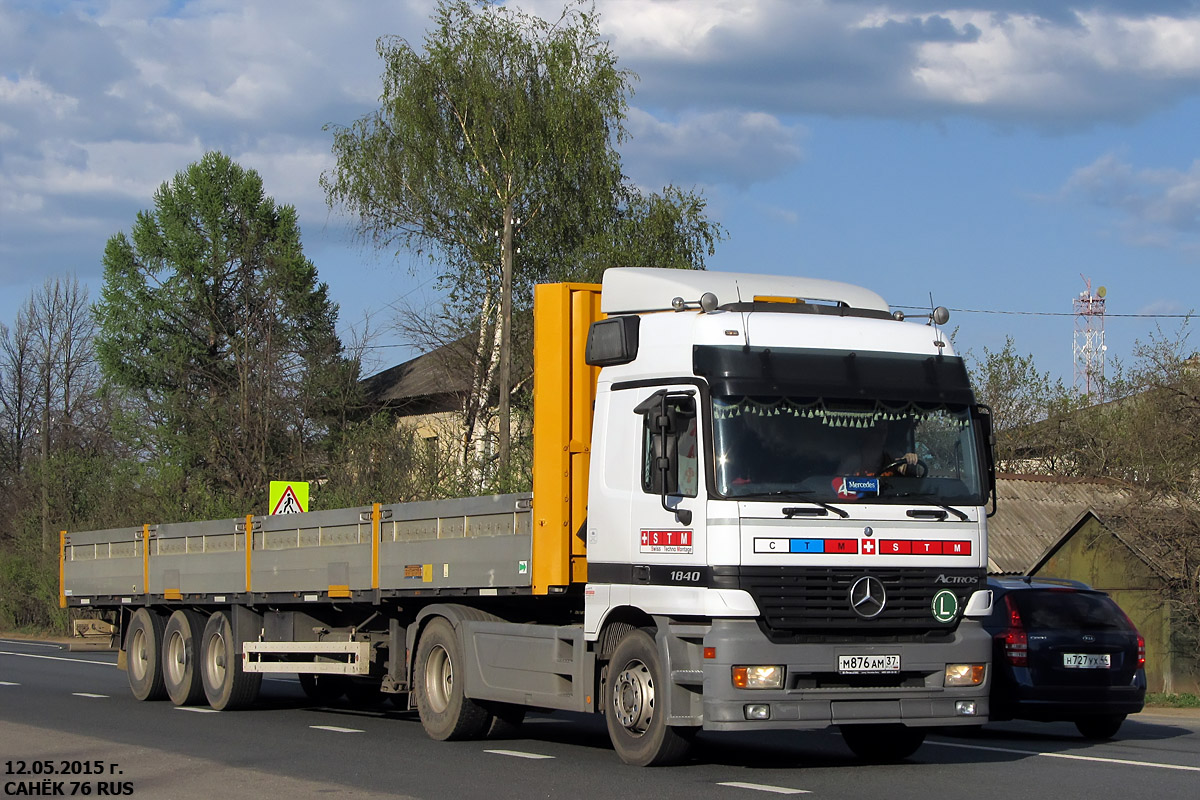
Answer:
[849,576,887,619]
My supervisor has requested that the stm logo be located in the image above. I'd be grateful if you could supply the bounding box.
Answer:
[935,574,977,585]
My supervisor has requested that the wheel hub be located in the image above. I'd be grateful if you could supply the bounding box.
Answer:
[130,628,147,680]
[425,644,452,713]
[612,660,654,735]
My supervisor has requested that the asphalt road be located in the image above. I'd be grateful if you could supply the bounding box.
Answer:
[2,637,1198,800]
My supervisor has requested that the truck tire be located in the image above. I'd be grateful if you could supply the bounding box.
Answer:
[840,724,926,761]
[413,617,492,740]
[604,629,692,766]
[126,608,168,701]
[162,609,206,706]
[199,610,261,710]
[298,674,347,705]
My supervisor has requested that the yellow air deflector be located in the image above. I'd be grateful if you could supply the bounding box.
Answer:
[532,282,601,594]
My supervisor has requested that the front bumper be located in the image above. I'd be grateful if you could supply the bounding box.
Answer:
[699,618,991,731]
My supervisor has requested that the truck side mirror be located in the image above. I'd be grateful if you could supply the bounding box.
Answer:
[634,391,693,526]
[974,404,997,517]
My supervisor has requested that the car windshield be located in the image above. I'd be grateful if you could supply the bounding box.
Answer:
[1014,591,1132,631]
[711,395,986,505]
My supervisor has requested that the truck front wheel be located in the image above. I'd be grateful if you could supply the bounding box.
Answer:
[126,608,167,701]
[604,629,692,766]
[413,617,492,740]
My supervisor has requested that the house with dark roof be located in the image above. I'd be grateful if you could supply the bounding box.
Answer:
[358,336,530,475]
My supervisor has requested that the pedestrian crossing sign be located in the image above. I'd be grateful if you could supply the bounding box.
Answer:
[270,481,309,515]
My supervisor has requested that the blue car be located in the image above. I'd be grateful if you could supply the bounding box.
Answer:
[982,577,1146,739]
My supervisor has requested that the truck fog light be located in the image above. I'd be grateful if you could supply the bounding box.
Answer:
[744,704,771,720]
[944,664,986,686]
[955,700,978,716]
[732,665,784,689]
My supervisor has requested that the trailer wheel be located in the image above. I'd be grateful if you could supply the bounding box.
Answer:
[840,724,926,761]
[413,617,492,740]
[604,629,692,766]
[126,608,167,701]
[298,674,347,705]
[199,611,261,710]
[162,609,206,706]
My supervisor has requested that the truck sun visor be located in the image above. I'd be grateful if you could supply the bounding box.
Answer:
[694,345,975,405]
[586,315,640,367]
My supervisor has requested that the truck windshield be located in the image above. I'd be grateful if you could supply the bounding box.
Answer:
[712,396,986,505]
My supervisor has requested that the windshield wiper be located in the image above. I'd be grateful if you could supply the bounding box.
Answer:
[905,505,970,522]
[939,504,970,521]
[783,502,850,519]
[731,490,851,518]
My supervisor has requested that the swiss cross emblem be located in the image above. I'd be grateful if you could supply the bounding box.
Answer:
[862,539,876,555]
[641,531,650,546]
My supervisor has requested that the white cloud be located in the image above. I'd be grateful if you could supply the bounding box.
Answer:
[232,139,337,225]
[550,1,1200,125]
[624,107,806,189]
[1064,153,1200,249]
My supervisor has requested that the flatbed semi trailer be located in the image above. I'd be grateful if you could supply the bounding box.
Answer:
[62,267,997,765]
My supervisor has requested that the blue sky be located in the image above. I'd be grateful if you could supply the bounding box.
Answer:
[3,0,1200,385]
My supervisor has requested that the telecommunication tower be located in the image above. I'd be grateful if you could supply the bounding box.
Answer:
[1073,275,1107,398]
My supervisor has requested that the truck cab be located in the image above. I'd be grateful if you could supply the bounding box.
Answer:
[579,268,995,763]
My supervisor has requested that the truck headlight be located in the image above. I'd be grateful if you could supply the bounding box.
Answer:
[944,664,986,686]
[732,665,784,689]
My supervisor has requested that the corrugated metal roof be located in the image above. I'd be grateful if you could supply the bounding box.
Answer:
[988,474,1133,574]
[360,338,477,406]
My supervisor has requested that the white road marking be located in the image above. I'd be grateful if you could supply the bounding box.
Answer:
[309,725,364,734]
[72,692,109,698]
[484,749,555,760]
[718,782,811,794]
[0,650,115,667]
[929,740,1200,772]
[175,707,220,713]
[0,681,19,686]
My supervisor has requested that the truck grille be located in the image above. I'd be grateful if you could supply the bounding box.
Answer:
[713,566,984,640]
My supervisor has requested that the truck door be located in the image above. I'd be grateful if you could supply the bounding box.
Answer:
[626,386,708,594]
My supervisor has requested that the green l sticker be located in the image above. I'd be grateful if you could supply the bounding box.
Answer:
[932,590,959,623]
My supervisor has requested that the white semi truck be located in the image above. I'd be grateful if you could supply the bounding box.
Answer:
[61,268,996,766]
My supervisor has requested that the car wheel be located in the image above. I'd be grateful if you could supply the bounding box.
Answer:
[1075,714,1126,740]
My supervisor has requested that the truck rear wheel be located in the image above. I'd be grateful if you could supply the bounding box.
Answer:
[604,629,692,766]
[413,617,492,740]
[162,609,206,706]
[126,608,167,701]
[840,724,926,761]
[200,611,261,710]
